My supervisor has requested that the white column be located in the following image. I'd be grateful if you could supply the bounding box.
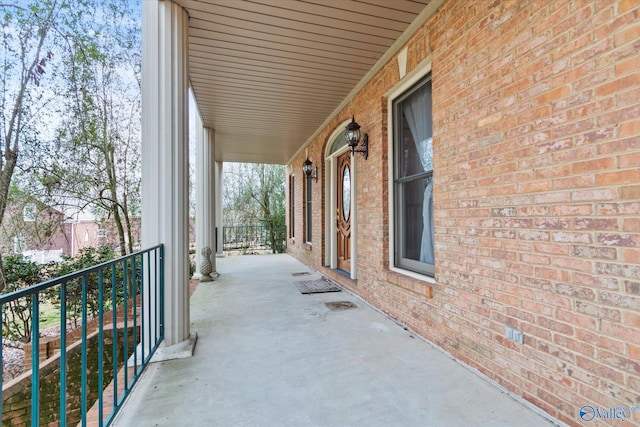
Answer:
[141,0,190,347]
[195,126,216,280]
[215,161,224,257]
[192,112,204,280]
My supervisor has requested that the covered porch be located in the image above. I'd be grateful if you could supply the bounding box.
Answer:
[113,254,554,426]
[139,0,640,425]
[139,0,445,380]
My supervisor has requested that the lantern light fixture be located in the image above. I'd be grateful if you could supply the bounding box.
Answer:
[302,157,317,182]
[345,116,368,160]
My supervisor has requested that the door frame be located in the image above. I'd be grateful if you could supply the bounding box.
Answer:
[324,121,358,280]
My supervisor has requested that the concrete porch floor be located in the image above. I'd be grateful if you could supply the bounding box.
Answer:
[113,254,559,427]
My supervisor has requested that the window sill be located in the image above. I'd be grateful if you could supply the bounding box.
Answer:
[304,242,312,251]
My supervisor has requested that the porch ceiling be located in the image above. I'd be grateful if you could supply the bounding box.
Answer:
[175,0,433,164]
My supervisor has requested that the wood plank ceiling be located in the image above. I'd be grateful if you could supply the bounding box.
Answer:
[174,0,432,164]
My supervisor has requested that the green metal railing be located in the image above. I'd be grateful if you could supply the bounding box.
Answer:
[0,244,164,427]
[223,225,286,253]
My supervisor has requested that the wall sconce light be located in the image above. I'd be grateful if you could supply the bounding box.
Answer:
[345,116,368,160]
[302,157,317,182]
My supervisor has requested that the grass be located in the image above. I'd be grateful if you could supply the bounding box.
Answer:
[39,301,62,330]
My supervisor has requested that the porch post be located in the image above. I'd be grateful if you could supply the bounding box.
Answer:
[194,126,217,280]
[192,114,204,279]
[215,161,224,257]
[141,0,191,348]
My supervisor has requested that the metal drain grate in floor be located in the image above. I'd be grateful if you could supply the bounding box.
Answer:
[325,301,356,311]
[293,277,342,294]
[291,272,311,277]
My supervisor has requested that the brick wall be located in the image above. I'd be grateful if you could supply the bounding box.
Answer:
[23,297,137,369]
[2,326,136,426]
[287,1,640,425]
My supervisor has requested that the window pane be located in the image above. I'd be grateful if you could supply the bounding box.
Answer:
[397,81,433,178]
[400,176,433,265]
[290,175,295,238]
[342,165,350,221]
[329,129,347,154]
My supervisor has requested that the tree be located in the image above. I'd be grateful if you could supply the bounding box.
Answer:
[48,245,116,328]
[34,0,141,256]
[1,254,44,342]
[224,163,286,253]
[0,0,63,290]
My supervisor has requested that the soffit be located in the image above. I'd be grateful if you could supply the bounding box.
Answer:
[175,0,432,164]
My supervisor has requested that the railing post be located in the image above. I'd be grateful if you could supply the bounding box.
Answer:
[111,263,118,411]
[0,302,3,423]
[31,293,40,427]
[80,276,88,427]
[122,259,129,389]
[98,270,105,425]
[59,283,67,426]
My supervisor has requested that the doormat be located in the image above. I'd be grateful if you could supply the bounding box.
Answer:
[293,277,342,294]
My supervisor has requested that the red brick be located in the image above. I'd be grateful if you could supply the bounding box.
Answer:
[570,245,617,260]
[552,175,594,190]
[596,262,640,279]
[619,119,640,137]
[614,16,640,46]
[535,266,571,283]
[596,169,640,186]
[575,218,618,230]
[552,231,592,244]
[616,55,640,76]
[571,188,618,202]
[534,242,569,255]
[598,233,640,247]
[598,201,640,215]
[598,104,640,127]
[520,253,550,265]
[620,186,640,200]
[600,291,640,310]
[576,355,625,382]
[619,151,640,168]
[619,85,640,108]
[619,0,639,12]
[623,311,640,328]
[571,157,616,174]
[553,334,594,357]
[597,136,640,155]
[555,283,596,300]
[623,249,640,264]
[576,328,625,353]
[600,350,640,375]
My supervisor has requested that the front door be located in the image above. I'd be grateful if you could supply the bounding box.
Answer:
[337,151,351,272]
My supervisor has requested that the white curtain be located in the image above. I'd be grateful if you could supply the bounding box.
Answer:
[402,86,434,264]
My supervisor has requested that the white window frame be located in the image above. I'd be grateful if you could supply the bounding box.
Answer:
[387,59,435,284]
[23,203,36,222]
[289,174,295,239]
[13,234,26,254]
[305,174,312,244]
